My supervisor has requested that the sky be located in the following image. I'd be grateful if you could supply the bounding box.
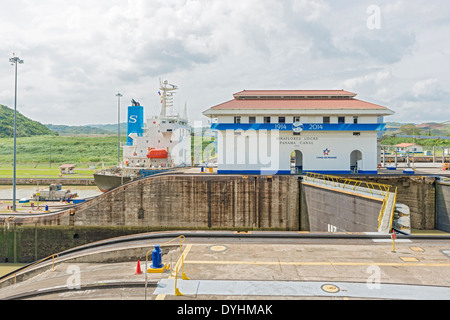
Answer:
[0,0,449,126]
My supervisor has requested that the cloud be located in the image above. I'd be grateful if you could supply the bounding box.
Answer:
[0,0,449,125]
[351,30,416,64]
[409,79,445,101]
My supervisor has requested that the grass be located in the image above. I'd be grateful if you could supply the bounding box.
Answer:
[0,134,216,178]
[0,135,127,168]
[0,134,122,178]
[382,136,450,149]
[0,167,95,179]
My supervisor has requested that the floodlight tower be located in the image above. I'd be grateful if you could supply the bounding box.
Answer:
[9,54,24,212]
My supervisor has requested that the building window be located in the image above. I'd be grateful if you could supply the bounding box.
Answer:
[323,116,330,124]
[279,117,285,123]
[338,116,345,124]
[264,117,271,124]
[353,116,358,124]
[234,116,241,124]
[294,117,300,123]
[249,116,256,124]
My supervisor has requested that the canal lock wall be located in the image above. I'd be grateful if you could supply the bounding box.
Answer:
[0,174,447,263]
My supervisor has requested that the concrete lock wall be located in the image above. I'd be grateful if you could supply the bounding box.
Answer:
[436,182,450,232]
[1,174,302,263]
[2,175,436,232]
[0,174,443,263]
[4,175,300,231]
[300,183,382,232]
[0,225,154,263]
[352,176,436,230]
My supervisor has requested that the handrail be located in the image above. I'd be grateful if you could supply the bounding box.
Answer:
[305,172,392,196]
[377,195,388,230]
[160,235,186,250]
[144,235,186,268]
[377,187,397,231]
[144,235,186,300]
[2,254,59,285]
[389,187,398,232]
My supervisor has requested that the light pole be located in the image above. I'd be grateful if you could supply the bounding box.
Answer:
[116,92,123,166]
[9,54,24,212]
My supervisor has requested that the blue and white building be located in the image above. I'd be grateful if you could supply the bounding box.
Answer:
[203,90,394,175]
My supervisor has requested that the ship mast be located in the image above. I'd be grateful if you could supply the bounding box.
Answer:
[159,79,178,118]
[183,102,188,120]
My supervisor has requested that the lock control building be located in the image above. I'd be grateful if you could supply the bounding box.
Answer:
[203,90,394,175]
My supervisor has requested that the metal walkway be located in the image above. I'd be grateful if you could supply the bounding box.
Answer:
[302,173,397,233]
[154,279,450,300]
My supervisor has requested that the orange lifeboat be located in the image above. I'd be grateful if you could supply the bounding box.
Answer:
[147,149,168,159]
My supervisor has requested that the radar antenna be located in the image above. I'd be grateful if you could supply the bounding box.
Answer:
[159,79,178,118]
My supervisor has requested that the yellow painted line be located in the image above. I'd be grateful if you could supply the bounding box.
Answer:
[184,260,450,268]
[155,244,192,300]
[400,257,419,262]
[302,181,385,202]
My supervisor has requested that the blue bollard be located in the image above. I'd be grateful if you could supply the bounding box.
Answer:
[151,245,163,269]
[45,205,49,211]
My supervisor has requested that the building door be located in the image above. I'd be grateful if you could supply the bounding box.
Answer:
[350,150,363,173]
[291,150,303,174]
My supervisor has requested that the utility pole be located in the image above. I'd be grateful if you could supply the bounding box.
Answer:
[116,92,123,166]
[9,53,24,212]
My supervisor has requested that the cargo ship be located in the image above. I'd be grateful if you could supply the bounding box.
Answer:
[93,80,192,192]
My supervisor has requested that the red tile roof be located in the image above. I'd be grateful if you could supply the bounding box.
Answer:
[233,89,357,98]
[59,164,76,168]
[394,143,417,148]
[209,98,390,111]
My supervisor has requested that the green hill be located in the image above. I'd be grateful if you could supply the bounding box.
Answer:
[45,124,113,136]
[87,123,128,134]
[0,104,58,138]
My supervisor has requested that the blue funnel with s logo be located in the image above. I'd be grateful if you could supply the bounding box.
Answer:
[127,105,144,146]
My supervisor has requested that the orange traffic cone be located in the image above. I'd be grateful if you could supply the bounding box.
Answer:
[135,260,143,275]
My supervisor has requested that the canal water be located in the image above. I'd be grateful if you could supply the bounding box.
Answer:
[0,185,103,275]
[0,185,102,200]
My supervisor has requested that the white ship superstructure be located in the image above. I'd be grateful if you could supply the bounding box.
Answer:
[122,80,192,169]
